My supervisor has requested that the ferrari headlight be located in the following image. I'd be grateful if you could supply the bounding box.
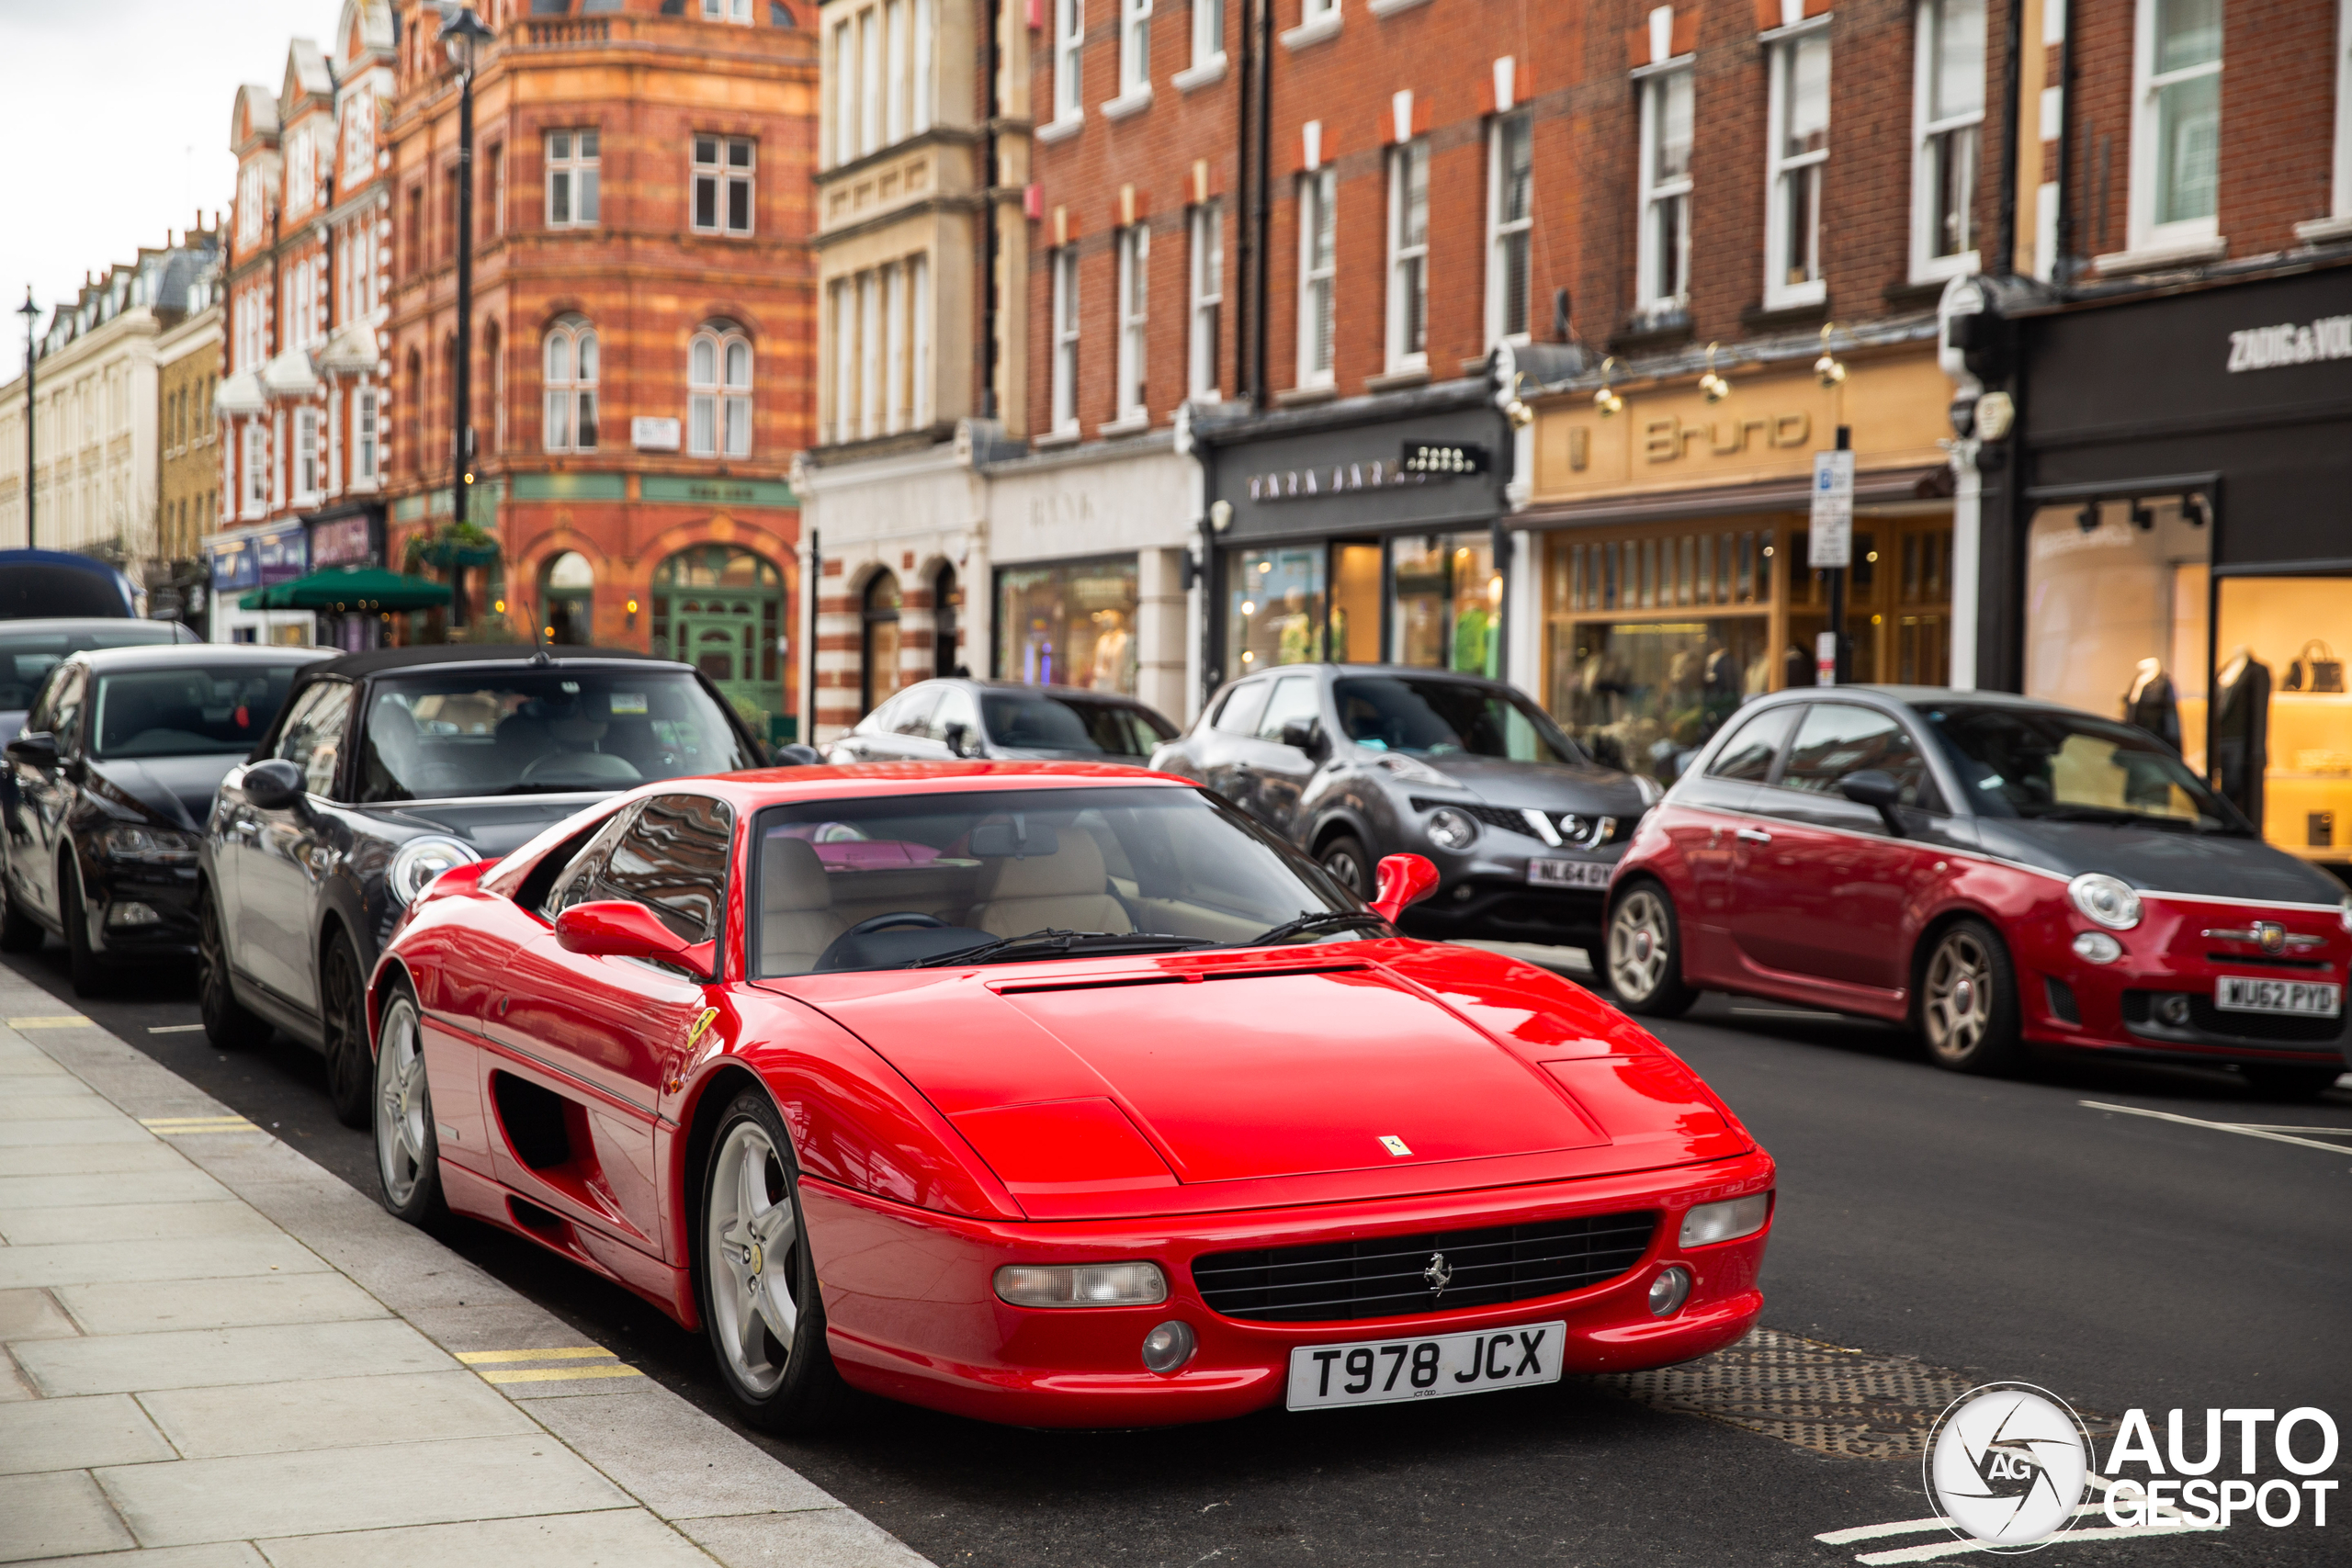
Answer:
[1679,1193,1771,1248]
[993,1262,1169,1308]
[1425,807,1478,852]
[388,836,481,906]
[2067,872,2143,931]
[98,824,199,864]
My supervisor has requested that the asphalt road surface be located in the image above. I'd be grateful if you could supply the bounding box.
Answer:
[10,941,2348,1567]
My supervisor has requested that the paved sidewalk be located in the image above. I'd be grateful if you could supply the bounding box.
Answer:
[0,976,933,1568]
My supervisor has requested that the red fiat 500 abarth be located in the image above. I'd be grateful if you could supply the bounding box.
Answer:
[369,763,1774,1431]
[1605,689,2350,1096]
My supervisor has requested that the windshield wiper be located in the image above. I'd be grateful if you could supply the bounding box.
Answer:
[904,928,1219,969]
[1240,910,1395,947]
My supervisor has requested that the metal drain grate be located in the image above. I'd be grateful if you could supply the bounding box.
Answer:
[1596,1328,1995,1461]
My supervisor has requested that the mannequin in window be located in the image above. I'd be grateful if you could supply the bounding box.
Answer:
[2122,657,2182,751]
[1088,609,1131,691]
[2211,646,2270,827]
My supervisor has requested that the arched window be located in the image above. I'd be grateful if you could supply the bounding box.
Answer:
[861,571,902,716]
[688,322,752,457]
[543,317,598,452]
[542,549,594,646]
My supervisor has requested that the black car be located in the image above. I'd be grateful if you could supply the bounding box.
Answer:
[197,645,767,1126]
[3,617,204,748]
[1150,664,1657,953]
[2,644,329,993]
[823,678,1179,764]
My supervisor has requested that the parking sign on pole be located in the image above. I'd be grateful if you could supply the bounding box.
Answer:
[1809,449,1854,568]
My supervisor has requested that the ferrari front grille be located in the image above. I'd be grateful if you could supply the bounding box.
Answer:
[1191,1212,1658,1324]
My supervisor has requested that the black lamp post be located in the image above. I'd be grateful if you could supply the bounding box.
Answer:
[440,3,493,630]
[15,289,35,549]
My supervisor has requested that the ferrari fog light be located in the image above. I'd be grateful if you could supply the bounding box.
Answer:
[1140,1319,1197,1373]
[1647,1266,1692,1318]
[105,901,162,929]
[388,836,481,906]
[1425,807,1478,852]
[993,1261,1169,1308]
[1679,1193,1771,1248]
[2068,873,2143,931]
[2072,931,2123,964]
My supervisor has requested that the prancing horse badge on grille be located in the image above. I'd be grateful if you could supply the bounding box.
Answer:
[1423,1252,1453,1298]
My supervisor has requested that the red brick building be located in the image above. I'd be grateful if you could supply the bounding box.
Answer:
[385,0,820,739]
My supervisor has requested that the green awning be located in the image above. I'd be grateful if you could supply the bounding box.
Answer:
[241,566,456,613]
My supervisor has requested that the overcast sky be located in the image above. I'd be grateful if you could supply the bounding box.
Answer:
[2,0,342,381]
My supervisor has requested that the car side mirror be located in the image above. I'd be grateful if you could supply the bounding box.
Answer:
[772,742,821,766]
[1280,716,1329,759]
[5,732,57,772]
[242,758,308,812]
[1838,768,1907,834]
[555,899,716,974]
[944,721,976,758]
[1369,852,1441,924]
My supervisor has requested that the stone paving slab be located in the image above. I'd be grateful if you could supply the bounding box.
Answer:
[0,1288,80,1342]
[525,1386,841,1520]
[252,1509,721,1568]
[16,1546,268,1568]
[0,1470,139,1562]
[0,1235,330,1292]
[0,1200,279,1246]
[681,1509,936,1568]
[17,1317,459,1397]
[0,1393,175,1474]
[0,1117,157,1147]
[52,1275,390,1337]
[140,1370,538,1459]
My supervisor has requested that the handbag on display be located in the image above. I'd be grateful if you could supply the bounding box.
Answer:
[2282,640,2346,694]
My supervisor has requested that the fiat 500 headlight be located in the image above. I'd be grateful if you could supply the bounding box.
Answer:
[1680,1193,1772,1248]
[1425,807,1479,852]
[388,836,481,906]
[2067,872,2143,931]
[993,1262,1169,1308]
[98,824,199,864]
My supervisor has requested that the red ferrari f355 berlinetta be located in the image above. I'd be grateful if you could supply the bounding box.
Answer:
[369,762,1774,1430]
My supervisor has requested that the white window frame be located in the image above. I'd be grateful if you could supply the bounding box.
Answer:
[1297,166,1337,388]
[1188,202,1223,399]
[546,130,600,229]
[829,278,854,444]
[1385,138,1429,371]
[1636,65,1694,313]
[1188,0,1225,73]
[885,0,910,142]
[354,389,379,485]
[858,271,883,438]
[1053,0,1086,128]
[1051,248,1080,434]
[1911,0,1985,281]
[241,424,268,517]
[1116,0,1153,104]
[2128,0,2224,254]
[689,324,754,458]
[543,319,599,453]
[831,21,856,166]
[704,0,756,20]
[859,5,883,155]
[693,134,757,235]
[1764,27,1831,310]
[293,408,321,503]
[1487,113,1532,346]
[910,254,932,426]
[1114,224,1150,424]
[2321,0,2352,231]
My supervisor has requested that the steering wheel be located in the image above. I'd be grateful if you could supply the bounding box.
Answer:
[840,912,946,938]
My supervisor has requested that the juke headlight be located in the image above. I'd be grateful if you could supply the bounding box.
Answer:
[388,836,481,906]
[2067,872,2143,931]
[1425,807,1479,852]
[98,824,200,865]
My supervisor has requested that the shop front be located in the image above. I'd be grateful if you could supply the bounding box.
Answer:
[1520,344,1958,780]
[204,519,314,646]
[2008,259,2352,874]
[1193,382,1514,704]
[304,500,387,651]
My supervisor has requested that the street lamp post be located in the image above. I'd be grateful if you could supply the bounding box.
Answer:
[440,4,493,632]
[15,289,35,549]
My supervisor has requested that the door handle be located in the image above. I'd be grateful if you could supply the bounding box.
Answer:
[1736,827,1773,844]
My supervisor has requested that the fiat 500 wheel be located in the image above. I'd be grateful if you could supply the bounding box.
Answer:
[1919,919,2022,1075]
[373,980,443,1224]
[697,1089,847,1434]
[1607,883,1697,1018]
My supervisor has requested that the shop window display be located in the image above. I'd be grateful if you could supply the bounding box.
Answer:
[1389,533,1498,675]
[1787,521,1954,689]
[2215,575,2352,864]
[1224,547,1326,675]
[995,556,1140,694]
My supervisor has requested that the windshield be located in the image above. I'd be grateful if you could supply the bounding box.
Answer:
[980,692,1175,757]
[753,784,1363,976]
[356,668,757,803]
[2,626,184,711]
[1921,704,2247,834]
[1333,676,1582,763]
[89,664,307,760]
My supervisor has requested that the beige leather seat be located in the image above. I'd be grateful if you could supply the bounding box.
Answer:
[965,832,1133,938]
[760,836,848,974]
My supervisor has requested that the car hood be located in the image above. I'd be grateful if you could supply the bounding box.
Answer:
[85,752,245,832]
[1977,818,2348,905]
[353,795,605,856]
[781,944,1750,1217]
[1376,752,1649,815]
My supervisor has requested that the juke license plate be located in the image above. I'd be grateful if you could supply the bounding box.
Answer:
[1286,1321,1566,1412]
[2215,976,2343,1016]
[1527,858,1610,888]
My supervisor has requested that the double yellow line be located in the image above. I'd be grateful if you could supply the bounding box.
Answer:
[140,1114,261,1136]
[457,1346,645,1385]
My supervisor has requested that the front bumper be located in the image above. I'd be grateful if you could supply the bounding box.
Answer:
[84,856,201,956]
[801,1151,1774,1428]
[1400,880,1610,947]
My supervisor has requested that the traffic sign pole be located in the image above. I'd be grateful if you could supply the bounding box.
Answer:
[1810,427,1855,685]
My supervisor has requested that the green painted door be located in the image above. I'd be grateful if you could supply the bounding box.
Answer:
[672,593,784,738]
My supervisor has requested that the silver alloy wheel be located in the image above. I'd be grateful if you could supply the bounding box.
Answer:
[1609,888,1672,1001]
[707,1122,802,1397]
[1922,929,1993,1061]
[374,994,431,1207]
[1324,847,1365,897]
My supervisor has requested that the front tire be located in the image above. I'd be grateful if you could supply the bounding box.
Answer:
[320,932,373,1129]
[1918,919,2023,1075]
[198,887,271,1050]
[1606,882,1697,1018]
[60,857,107,998]
[1319,832,1373,900]
[373,977,444,1223]
[697,1088,848,1435]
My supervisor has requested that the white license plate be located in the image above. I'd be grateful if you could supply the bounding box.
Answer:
[2215,976,2343,1016]
[1286,1320,1565,1411]
[1528,858,1611,888]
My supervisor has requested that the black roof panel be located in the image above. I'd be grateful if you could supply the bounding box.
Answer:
[299,643,681,681]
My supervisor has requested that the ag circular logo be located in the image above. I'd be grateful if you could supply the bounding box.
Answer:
[1924,1382,2093,1551]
